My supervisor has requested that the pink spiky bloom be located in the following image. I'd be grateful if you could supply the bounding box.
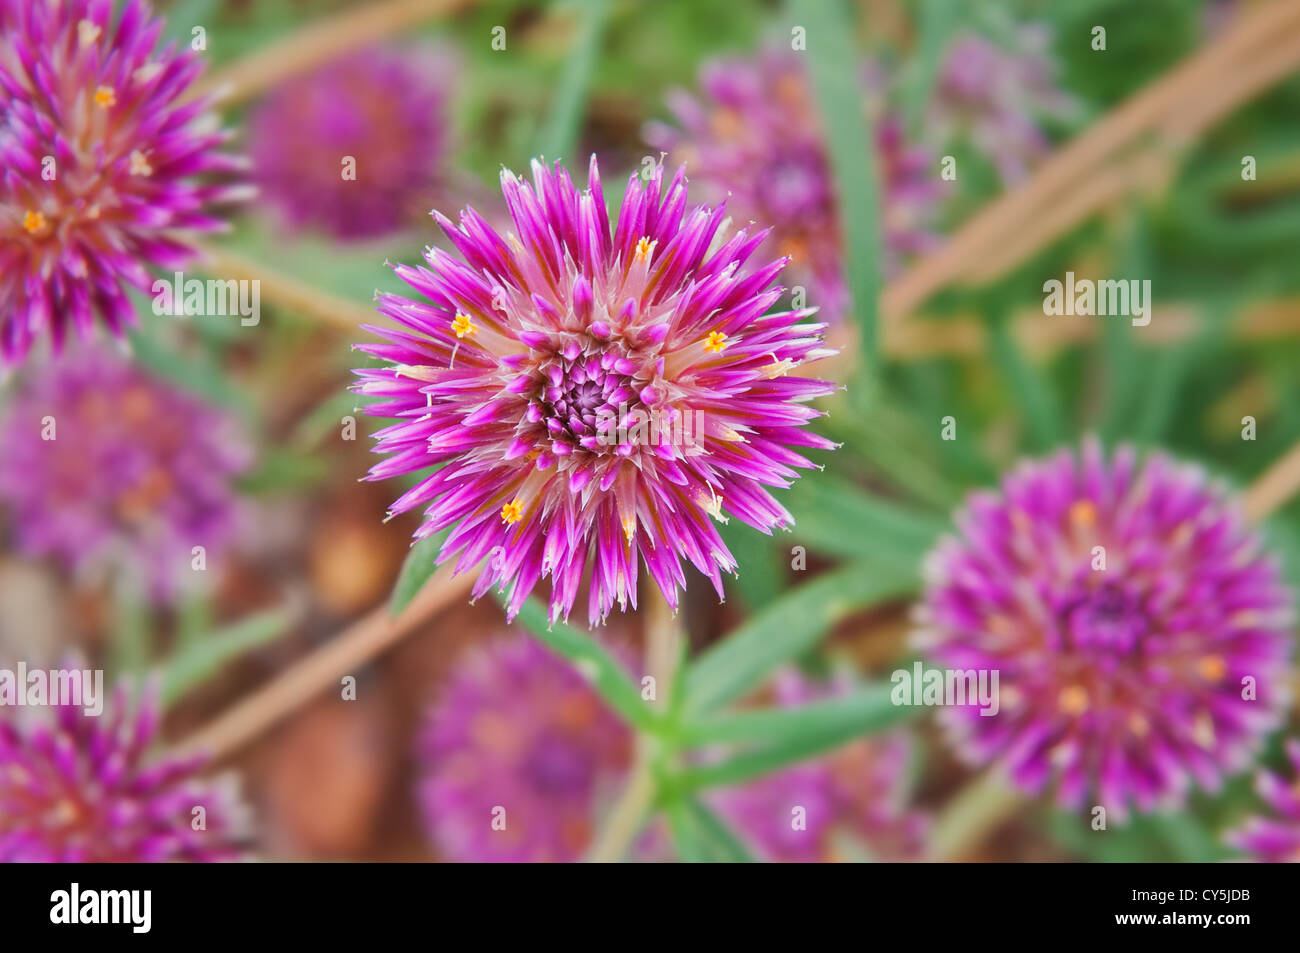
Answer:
[917,441,1293,822]
[249,46,450,240]
[355,156,836,626]
[645,49,946,318]
[709,670,927,862]
[0,0,245,365]
[416,636,634,862]
[0,347,251,602]
[929,27,1076,185]
[0,681,249,861]
[1226,739,1300,862]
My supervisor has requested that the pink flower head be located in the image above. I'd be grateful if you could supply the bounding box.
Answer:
[355,156,836,626]
[0,680,249,861]
[249,46,451,239]
[1226,739,1300,862]
[917,441,1293,822]
[416,635,633,862]
[0,0,245,365]
[710,669,927,862]
[0,347,251,602]
[645,48,946,317]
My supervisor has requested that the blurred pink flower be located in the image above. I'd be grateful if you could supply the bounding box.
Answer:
[416,635,634,862]
[917,441,1293,822]
[0,680,249,862]
[0,0,245,365]
[249,46,451,239]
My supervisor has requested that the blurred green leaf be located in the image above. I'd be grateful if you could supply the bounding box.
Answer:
[235,446,329,493]
[681,683,913,788]
[161,607,290,707]
[666,796,756,862]
[682,561,918,716]
[510,597,657,732]
[389,533,447,615]
[901,0,958,138]
[788,476,949,563]
[988,309,1066,451]
[717,520,785,611]
[125,322,254,418]
[532,0,611,163]
[797,0,883,376]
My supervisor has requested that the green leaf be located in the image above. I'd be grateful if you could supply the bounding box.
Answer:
[532,0,612,162]
[788,476,949,563]
[901,0,958,138]
[797,0,883,375]
[234,447,329,494]
[682,561,918,716]
[988,309,1066,451]
[681,683,916,789]
[510,597,657,732]
[666,796,756,862]
[160,607,290,707]
[717,520,785,611]
[389,533,447,615]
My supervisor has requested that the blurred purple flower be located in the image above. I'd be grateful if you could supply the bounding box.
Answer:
[1227,739,1300,862]
[0,681,248,861]
[416,635,634,862]
[929,27,1076,185]
[709,669,927,862]
[0,348,251,601]
[355,156,836,626]
[645,48,946,317]
[249,46,450,240]
[917,440,1293,822]
[0,0,245,366]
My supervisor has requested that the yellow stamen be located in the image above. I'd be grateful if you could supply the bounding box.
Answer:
[1129,712,1150,737]
[500,500,523,525]
[94,85,116,108]
[451,312,477,339]
[622,515,636,543]
[22,210,46,234]
[1197,654,1226,682]
[1069,499,1096,528]
[1059,685,1089,715]
[703,330,728,354]
[634,236,653,262]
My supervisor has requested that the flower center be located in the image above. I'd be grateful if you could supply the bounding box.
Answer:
[521,733,595,798]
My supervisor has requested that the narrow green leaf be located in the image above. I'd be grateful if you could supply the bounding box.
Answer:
[666,796,756,862]
[788,476,949,563]
[533,0,611,162]
[161,607,290,707]
[681,684,916,789]
[683,681,907,747]
[988,310,1065,451]
[389,533,446,615]
[718,520,785,611]
[797,0,883,373]
[682,561,918,716]
[510,597,657,732]
[901,0,958,138]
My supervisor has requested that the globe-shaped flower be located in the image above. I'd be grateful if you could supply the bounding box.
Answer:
[0,348,251,601]
[1226,739,1300,862]
[929,28,1075,185]
[249,46,450,240]
[356,156,836,625]
[0,0,245,365]
[416,636,634,862]
[645,49,946,318]
[0,680,249,861]
[709,670,927,862]
[916,441,1293,821]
